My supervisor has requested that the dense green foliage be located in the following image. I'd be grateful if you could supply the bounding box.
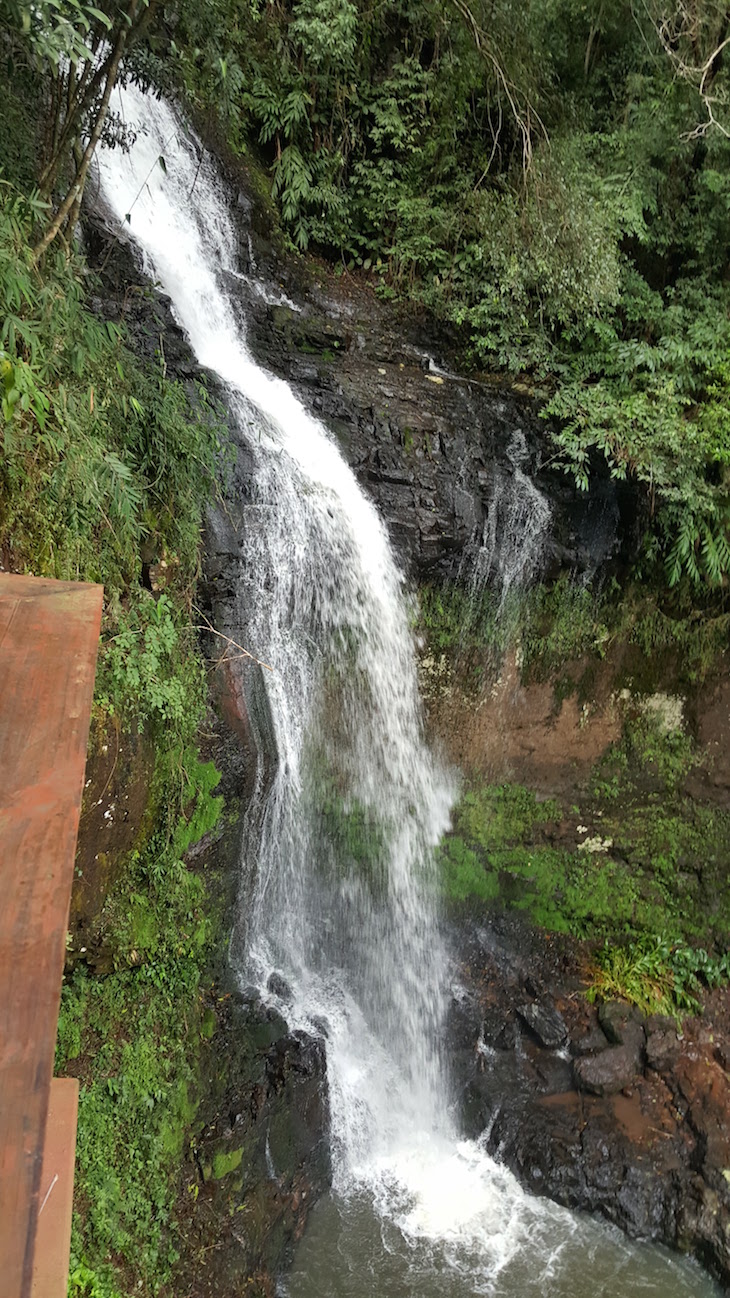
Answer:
[0,60,229,1298]
[0,75,226,734]
[57,737,222,1298]
[164,0,730,587]
[0,192,222,594]
[5,0,730,586]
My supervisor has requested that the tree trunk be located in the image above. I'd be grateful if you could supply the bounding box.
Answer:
[33,0,161,259]
[32,6,136,262]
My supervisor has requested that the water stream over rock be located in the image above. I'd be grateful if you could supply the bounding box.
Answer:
[97,87,718,1298]
[462,429,552,610]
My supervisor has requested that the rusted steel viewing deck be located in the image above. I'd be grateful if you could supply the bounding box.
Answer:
[0,574,103,1298]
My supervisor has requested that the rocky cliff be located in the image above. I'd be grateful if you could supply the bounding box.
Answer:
[79,169,730,1293]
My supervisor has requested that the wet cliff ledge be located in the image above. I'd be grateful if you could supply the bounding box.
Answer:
[428,595,730,1288]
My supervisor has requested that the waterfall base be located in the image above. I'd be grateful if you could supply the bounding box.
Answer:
[448,915,730,1290]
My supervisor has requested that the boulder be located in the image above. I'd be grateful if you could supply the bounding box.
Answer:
[267,971,293,1002]
[597,1000,646,1064]
[571,1026,613,1057]
[646,1027,681,1072]
[598,1000,645,1046]
[574,1045,639,1096]
[517,1001,568,1049]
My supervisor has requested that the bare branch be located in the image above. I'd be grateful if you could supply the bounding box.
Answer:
[448,0,547,173]
[193,607,274,673]
[643,0,730,138]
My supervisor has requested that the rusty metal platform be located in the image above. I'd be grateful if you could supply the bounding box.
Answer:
[31,1078,80,1298]
[0,574,103,1298]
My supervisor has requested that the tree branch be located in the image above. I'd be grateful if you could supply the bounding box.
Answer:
[34,0,162,258]
[644,0,730,138]
[448,0,547,172]
[193,608,274,673]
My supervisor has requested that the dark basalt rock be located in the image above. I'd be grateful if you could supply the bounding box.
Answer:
[574,1044,640,1096]
[446,985,484,1053]
[84,175,640,603]
[184,989,331,1298]
[598,999,646,1046]
[452,917,730,1290]
[267,971,293,1003]
[517,1001,568,1049]
[243,291,634,583]
[481,1006,519,1051]
[646,1026,682,1072]
[571,1025,612,1056]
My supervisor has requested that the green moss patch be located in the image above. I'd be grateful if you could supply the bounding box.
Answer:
[439,789,644,938]
[439,722,730,948]
[211,1147,244,1181]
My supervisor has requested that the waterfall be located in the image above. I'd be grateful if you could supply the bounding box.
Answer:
[96,88,716,1298]
[96,77,454,1175]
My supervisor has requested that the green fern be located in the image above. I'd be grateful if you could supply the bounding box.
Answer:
[666,509,730,588]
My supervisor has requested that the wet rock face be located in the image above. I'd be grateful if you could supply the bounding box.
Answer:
[449,916,730,1290]
[240,286,633,584]
[517,1001,568,1050]
[70,726,156,972]
[183,990,331,1298]
[84,197,638,593]
[573,1044,641,1096]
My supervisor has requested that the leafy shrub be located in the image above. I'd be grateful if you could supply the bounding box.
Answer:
[97,593,203,734]
[68,1260,122,1298]
[0,181,224,597]
[588,937,730,1020]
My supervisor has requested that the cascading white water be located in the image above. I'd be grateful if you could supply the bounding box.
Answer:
[96,76,455,1175]
[96,87,717,1297]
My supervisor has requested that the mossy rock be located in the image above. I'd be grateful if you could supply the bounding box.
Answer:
[212,1147,244,1181]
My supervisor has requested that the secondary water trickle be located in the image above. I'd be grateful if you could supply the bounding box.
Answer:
[463,428,552,611]
[96,87,718,1297]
